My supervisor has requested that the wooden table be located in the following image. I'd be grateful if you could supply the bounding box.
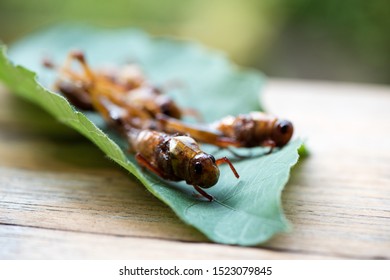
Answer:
[1,79,389,259]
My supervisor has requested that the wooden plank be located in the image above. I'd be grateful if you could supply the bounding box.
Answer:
[262,79,390,259]
[0,224,327,259]
[0,166,206,241]
[1,80,390,259]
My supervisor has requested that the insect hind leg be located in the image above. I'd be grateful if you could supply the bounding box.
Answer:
[135,153,166,178]
[66,50,95,82]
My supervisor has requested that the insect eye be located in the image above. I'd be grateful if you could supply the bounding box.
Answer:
[278,120,292,134]
[160,102,171,116]
[194,162,203,175]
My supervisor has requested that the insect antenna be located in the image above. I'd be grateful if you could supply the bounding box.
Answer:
[193,185,214,201]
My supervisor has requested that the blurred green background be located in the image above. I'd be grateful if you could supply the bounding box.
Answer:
[0,0,389,84]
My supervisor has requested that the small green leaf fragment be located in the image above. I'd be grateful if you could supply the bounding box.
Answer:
[298,143,310,158]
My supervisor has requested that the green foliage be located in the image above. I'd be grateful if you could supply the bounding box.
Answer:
[1,0,388,83]
[0,26,301,245]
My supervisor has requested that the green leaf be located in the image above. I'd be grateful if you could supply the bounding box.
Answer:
[0,25,301,245]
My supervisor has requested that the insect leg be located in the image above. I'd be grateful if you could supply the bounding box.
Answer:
[193,185,214,202]
[63,53,124,118]
[66,51,127,93]
[135,153,166,178]
[67,50,95,82]
[215,156,240,178]
[214,137,241,148]
[157,114,240,148]
[42,55,87,83]
[261,139,276,154]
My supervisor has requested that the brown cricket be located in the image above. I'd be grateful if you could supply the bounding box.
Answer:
[47,50,183,120]
[95,96,240,201]
[158,111,294,150]
[47,52,240,201]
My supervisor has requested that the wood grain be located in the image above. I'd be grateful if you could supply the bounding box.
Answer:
[0,80,389,259]
[262,80,390,259]
[0,224,325,260]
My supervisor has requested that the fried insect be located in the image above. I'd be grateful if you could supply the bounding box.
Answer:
[129,128,239,201]
[158,111,294,150]
[48,50,183,119]
[95,96,239,201]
